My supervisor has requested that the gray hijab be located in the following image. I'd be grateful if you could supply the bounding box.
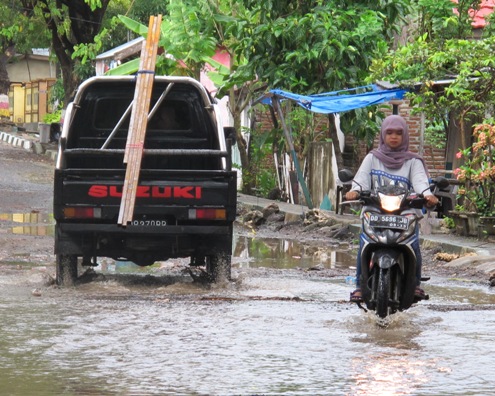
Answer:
[370,115,426,170]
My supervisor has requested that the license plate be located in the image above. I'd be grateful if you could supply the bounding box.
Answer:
[130,220,167,226]
[369,214,409,230]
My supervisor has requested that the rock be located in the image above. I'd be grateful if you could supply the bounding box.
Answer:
[284,212,302,224]
[266,212,285,223]
[31,288,42,297]
[243,210,265,226]
[262,203,280,219]
[435,252,459,262]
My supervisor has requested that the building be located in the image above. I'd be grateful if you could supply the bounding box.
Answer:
[6,49,57,125]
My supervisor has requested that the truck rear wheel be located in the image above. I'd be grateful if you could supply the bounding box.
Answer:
[56,254,78,286]
[207,252,231,283]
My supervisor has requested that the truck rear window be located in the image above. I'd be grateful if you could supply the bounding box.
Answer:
[64,80,222,170]
[94,99,192,131]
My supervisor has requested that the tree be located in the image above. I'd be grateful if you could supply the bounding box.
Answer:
[0,0,50,95]
[0,0,111,104]
[226,0,411,177]
[109,0,411,193]
[368,0,495,151]
[37,0,110,105]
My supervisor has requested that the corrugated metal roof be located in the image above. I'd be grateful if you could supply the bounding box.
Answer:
[95,37,144,60]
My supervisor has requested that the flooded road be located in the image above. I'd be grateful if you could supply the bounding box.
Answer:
[1,233,495,395]
[1,136,494,394]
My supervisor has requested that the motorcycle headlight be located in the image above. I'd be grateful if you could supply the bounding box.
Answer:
[379,193,404,212]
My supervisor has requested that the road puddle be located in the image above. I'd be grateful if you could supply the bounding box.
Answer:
[0,212,55,236]
[233,235,355,269]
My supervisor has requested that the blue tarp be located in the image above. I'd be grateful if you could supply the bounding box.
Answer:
[261,84,406,114]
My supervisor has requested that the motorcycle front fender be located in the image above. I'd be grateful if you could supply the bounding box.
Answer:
[371,249,404,272]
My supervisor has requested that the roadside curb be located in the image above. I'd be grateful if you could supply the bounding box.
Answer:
[0,131,33,151]
[0,131,58,161]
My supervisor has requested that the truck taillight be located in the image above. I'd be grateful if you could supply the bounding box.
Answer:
[63,207,102,219]
[188,208,226,220]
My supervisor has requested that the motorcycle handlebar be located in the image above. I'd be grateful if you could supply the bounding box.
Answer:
[341,191,434,210]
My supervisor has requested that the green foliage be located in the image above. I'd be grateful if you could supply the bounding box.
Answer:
[0,1,50,52]
[127,0,168,24]
[369,31,495,149]
[72,28,108,63]
[117,3,217,78]
[442,216,455,229]
[416,0,478,40]
[248,126,279,196]
[48,78,65,107]
[454,123,495,216]
[339,105,387,149]
[43,109,62,123]
[233,3,405,93]
[423,118,447,149]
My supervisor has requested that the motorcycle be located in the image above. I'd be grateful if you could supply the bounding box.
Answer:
[338,169,449,319]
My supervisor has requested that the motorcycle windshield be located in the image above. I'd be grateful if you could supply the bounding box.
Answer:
[370,173,411,196]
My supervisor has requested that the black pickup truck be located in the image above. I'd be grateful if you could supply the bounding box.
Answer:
[54,76,237,285]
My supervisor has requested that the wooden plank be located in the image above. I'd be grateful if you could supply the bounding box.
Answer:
[118,15,162,225]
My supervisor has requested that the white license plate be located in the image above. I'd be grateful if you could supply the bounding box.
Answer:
[130,220,167,226]
[369,214,409,230]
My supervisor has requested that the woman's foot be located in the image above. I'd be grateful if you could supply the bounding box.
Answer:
[414,286,426,300]
[350,288,363,302]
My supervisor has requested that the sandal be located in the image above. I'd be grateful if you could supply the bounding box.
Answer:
[350,288,363,303]
[414,286,426,300]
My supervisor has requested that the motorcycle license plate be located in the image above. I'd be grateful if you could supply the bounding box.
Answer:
[369,214,409,230]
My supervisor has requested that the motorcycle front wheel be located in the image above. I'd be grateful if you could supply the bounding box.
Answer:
[376,268,391,318]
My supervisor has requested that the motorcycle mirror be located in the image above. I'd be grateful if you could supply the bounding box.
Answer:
[434,176,449,190]
[338,169,354,183]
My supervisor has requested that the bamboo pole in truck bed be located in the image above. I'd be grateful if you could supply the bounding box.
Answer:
[118,15,162,226]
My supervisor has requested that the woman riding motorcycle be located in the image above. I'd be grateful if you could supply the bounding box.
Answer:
[345,114,438,302]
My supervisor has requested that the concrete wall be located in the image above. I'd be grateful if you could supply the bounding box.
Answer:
[6,55,56,83]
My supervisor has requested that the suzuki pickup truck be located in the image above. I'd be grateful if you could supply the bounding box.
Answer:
[54,76,237,285]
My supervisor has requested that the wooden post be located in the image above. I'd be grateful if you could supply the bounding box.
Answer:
[272,96,314,209]
[118,15,162,225]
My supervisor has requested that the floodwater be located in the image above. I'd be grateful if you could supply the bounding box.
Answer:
[1,217,495,395]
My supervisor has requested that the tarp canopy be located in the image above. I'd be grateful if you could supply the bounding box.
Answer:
[260,84,406,114]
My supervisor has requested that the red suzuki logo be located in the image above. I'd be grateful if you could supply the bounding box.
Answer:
[88,185,202,199]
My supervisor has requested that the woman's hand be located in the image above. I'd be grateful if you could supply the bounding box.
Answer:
[345,190,360,201]
[424,194,439,208]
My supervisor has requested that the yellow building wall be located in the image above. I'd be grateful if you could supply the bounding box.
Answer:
[10,84,25,123]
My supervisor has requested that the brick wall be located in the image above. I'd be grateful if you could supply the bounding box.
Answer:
[345,100,448,176]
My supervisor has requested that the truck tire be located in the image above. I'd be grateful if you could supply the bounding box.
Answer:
[56,254,78,286]
[207,252,231,283]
